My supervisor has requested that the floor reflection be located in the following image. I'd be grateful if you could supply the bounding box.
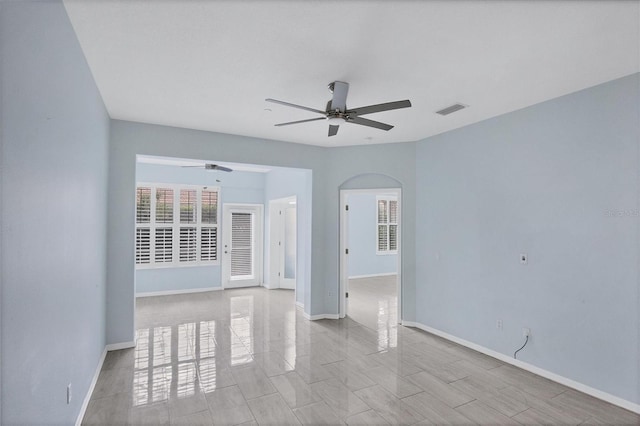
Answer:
[230,295,254,366]
[131,294,262,406]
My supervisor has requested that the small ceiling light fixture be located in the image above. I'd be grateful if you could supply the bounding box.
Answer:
[327,115,346,126]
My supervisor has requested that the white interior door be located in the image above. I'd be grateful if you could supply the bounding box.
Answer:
[222,204,263,288]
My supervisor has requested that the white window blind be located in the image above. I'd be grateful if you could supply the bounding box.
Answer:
[377,196,398,255]
[135,184,219,268]
[230,212,253,278]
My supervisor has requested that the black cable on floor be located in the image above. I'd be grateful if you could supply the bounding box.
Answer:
[514,335,529,359]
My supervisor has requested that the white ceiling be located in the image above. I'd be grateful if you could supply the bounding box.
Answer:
[64,1,639,148]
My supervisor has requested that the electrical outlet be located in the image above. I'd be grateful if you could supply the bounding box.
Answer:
[67,384,72,404]
[496,319,503,330]
[523,327,531,337]
[328,291,334,297]
[520,253,528,265]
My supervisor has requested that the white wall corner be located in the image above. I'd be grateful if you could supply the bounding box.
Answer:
[401,321,640,415]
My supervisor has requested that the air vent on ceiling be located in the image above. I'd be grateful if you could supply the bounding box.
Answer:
[436,103,467,116]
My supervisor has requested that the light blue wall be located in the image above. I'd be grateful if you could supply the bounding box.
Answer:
[264,167,313,306]
[1,2,110,424]
[347,193,397,277]
[135,163,265,294]
[108,121,418,344]
[415,73,640,405]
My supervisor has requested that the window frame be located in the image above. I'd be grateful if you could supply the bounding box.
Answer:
[376,195,398,256]
[135,182,220,269]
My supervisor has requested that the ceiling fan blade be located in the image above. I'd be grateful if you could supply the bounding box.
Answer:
[349,116,394,131]
[275,117,326,127]
[265,98,325,115]
[204,163,233,172]
[328,125,339,137]
[329,81,349,112]
[181,165,205,168]
[348,100,412,116]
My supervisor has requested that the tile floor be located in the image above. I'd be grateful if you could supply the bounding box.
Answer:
[347,275,398,330]
[83,286,640,425]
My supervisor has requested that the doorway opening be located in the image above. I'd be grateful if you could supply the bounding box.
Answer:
[268,196,297,293]
[340,188,402,329]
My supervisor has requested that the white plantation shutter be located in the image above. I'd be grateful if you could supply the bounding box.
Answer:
[389,200,398,251]
[180,190,197,224]
[377,199,388,223]
[201,190,218,224]
[201,227,217,261]
[155,188,174,223]
[389,225,398,251]
[377,196,398,254]
[180,227,197,262]
[155,228,173,263]
[135,184,219,267]
[230,212,253,278]
[136,187,151,223]
[136,187,151,263]
[136,228,151,264]
[389,200,398,223]
[378,225,388,251]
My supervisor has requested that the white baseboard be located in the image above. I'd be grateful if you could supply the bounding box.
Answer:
[105,341,136,351]
[75,347,107,426]
[136,287,223,297]
[348,272,397,279]
[303,312,340,320]
[402,321,640,415]
[295,301,304,309]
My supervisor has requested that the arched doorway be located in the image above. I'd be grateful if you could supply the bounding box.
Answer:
[338,174,403,328]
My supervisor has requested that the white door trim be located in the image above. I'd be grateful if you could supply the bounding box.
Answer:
[339,188,402,323]
[222,203,264,289]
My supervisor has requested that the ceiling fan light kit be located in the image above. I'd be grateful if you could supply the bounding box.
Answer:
[266,81,411,137]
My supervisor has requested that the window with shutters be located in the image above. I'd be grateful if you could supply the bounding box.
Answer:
[135,184,220,268]
[376,196,398,255]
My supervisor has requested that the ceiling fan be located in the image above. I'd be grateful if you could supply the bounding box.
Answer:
[181,163,233,172]
[266,81,412,137]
